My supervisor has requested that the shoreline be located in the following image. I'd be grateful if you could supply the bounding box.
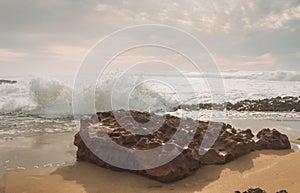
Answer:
[1,149,299,193]
[0,127,298,177]
[0,118,299,192]
[0,132,77,178]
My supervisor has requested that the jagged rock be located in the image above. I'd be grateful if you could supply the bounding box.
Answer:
[235,188,288,193]
[276,190,288,193]
[172,96,300,112]
[255,128,291,150]
[74,110,291,183]
[235,188,266,193]
[0,79,17,85]
[200,128,256,164]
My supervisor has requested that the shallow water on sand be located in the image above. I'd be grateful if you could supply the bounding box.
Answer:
[0,132,76,178]
[0,111,299,179]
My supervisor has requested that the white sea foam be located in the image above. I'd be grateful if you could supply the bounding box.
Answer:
[0,77,73,115]
[185,70,300,82]
[1,71,300,116]
[0,74,180,116]
[0,70,300,137]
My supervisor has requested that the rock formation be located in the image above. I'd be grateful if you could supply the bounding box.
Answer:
[235,188,288,193]
[74,110,291,183]
[235,188,266,193]
[173,96,300,112]
[255,128,291,150]
[0,79,17,85]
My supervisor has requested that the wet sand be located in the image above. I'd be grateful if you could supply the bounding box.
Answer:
[0,132,77,177]
[1,149,299,193]
[0,121,299,193]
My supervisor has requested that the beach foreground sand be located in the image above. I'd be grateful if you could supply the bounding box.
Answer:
[0,149,299,193]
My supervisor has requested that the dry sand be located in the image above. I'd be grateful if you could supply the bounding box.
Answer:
[0,149,299,193]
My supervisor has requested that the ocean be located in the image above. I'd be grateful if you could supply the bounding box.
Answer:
[0,70,300,138]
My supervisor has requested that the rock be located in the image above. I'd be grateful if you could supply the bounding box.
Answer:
[74,111,202,182]
[200,128,256,164]
[172,96,300,112]
[74,110,291,183]
[255,128,291,150]
[235,188,288,193]
[0,79,17,85]
[240,188,266,193]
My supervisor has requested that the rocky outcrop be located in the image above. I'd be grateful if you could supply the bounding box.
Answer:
[235,188,288,193]
[276,191,288,193]
[173,96,300,112]
[0,79,17,85]
[255,128,291,150]
[235,188,266,193]
[74,110,291,183]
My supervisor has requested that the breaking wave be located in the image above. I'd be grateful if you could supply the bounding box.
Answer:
[0,75,179,116]
[1,70,300,116]
[185,70,300,82]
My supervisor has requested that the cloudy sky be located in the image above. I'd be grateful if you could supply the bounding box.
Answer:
[0,0,300,75]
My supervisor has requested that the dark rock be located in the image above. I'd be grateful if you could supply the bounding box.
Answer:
[255,128,291,150]
[235,188,288,193]
[172,96,300,112]
[0,79,17,85]
[74,110,291,183]
[200,128,256,165]
[241,188,266,193]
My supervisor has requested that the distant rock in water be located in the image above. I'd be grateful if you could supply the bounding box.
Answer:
[173,96,300,112]
[74,110,291,183]
[0,79,17,85]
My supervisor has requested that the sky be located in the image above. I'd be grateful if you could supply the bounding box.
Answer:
[0,0,300,76]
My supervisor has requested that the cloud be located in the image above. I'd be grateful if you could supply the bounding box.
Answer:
[293,52,300,58]
[215,53,275,69]
[95,3,108,11]
[0,48,27,62]
[240,53,275,66]
[252,5,300,30]
[44,45,88,64]
[0,0,299,73]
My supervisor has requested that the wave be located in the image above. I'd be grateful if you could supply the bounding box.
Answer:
[0,75,179,116]
[185,71,300,82]
[1,70,299,116]
[0,77,72,115]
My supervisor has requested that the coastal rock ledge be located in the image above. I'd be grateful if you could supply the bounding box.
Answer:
[74,110,291,183]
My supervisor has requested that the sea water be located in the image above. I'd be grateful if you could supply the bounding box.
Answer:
[0,70,300,137]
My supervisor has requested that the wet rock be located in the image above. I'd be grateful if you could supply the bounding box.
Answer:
[0,79,17,85]
[172,96,300,112]
[74,110,291,183]
[255,128,291,150]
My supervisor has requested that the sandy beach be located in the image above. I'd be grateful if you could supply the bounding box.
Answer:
[0,120,299,193]
[0,149,298,193]
[0,132,77,177]
[1,0,300,192]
